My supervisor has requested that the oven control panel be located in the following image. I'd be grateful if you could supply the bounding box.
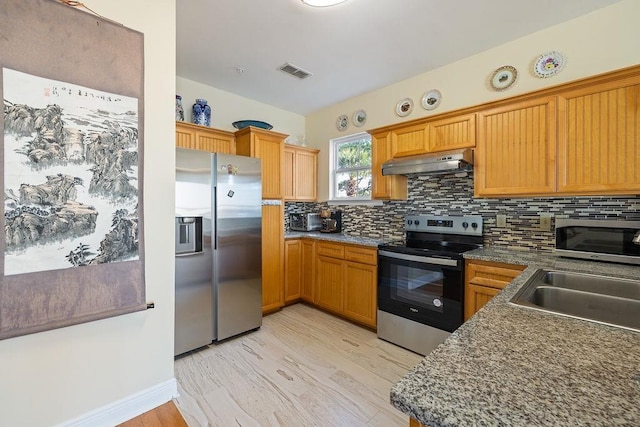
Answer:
[406,215,483,236]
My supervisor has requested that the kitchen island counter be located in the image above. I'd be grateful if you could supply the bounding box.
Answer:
[391,247,640,426]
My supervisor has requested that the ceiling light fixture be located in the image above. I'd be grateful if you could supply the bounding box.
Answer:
[301,0,348,7]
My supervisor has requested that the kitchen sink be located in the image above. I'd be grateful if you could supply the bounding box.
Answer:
[509,269,640,332]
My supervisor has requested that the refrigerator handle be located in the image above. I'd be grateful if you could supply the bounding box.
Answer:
[213,185,217,250]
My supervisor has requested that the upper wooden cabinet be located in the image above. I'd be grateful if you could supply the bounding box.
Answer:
[283,144,319,201]
[175,121,235,154]
[387,112,476,158]
[370,131,407,200]
[557,77,640,195]
[235,126,288,199]
[475,96,557,197]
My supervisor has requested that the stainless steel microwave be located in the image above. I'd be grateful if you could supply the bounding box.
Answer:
[289,213,322,232]
[555,219,640,265]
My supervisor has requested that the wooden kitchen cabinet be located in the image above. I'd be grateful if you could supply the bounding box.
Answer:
[388,113,477,158]
[283,144,319,201]
[261,204,284,314]
[175,121,235,153]
[300,240,315,302]
[557,77,640,195]
[235,126,287,199]
[464,259,525,320]
[284,239,302,304]
[370,131,407,200]
[314,241,377,328]
[475,96,557,197]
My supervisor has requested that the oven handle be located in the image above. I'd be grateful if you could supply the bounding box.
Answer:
[378,250,459,267]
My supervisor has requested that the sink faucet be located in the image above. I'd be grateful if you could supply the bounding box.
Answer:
[634,230,640,245]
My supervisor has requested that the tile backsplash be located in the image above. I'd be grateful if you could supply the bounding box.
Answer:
[285,173,640,252]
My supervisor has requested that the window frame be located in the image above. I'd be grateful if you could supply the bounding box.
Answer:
[329,132,372,202]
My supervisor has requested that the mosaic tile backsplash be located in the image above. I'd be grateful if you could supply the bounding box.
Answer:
[285,174,640,252]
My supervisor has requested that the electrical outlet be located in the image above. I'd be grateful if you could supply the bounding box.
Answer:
[496,214,507,228]
[540,213,552,232]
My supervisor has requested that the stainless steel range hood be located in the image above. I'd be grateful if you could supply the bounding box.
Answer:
[381,148,474,176]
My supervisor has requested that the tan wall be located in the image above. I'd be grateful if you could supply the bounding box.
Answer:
[0,1,177,425]
[305,0,640,201]
[177,76,306,140]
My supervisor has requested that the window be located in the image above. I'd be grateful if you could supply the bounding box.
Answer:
[330,132,372,200]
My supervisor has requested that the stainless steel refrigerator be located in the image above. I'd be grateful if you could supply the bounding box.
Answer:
[174,148,262,356]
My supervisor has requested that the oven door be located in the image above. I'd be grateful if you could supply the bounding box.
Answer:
[378,250,464,332]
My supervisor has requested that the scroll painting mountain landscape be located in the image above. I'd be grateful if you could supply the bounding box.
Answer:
[3,68,140,276]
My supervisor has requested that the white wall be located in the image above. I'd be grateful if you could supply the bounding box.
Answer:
[177,76,306,141]
[0,1,177,425]
[306,0,640,200]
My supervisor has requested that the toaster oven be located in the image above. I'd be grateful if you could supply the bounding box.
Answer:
[290,213,322,232]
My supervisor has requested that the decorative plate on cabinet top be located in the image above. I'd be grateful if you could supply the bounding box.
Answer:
[533,51,566,78]
[421,89,442,110]
[490,65,518,91]
[395,97,414,117]
[352,109,367,127]
[336,114,349,131]
[232,120,273,130]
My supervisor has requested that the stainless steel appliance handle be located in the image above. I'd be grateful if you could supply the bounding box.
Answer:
[175,252,203,258]
[378,250,458,267]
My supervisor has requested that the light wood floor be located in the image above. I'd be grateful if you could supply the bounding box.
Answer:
[174,303,422,427]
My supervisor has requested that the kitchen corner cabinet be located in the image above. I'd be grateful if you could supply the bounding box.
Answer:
[370,131,407,200]
[557,77,640,194]
[464,259,525,321]
[284,239,302,304]
[175,121,235,154]
[315,242,377,328]
[475,96,557,197]
[283,144,319,201]
[235,126,288,199]
[261,204,285,314]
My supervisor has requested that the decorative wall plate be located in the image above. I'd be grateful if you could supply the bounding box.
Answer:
[490,65,518,91]
[336,114,349,131]
[352,109,367,127]
[395,98,413,117]
[421,89,442,110]
[533,51,566,78]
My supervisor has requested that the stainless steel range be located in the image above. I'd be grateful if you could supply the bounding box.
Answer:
[377,215,483,355]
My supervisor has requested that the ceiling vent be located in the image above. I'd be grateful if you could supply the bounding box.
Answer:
[278,63,312,79]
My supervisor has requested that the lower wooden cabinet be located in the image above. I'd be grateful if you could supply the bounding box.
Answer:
[262,205,284,314]
[464,259,525,320]
[300,240,315,302]
[315,241,377,328]
[284,239,302,304]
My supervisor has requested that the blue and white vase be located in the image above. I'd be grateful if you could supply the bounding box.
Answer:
[192,98,211,126]
[175,95,184,121]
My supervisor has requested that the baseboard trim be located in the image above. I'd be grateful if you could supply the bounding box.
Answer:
[59,377,179,427]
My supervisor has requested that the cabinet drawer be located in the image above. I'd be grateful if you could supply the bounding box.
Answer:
[316,242,345,259]
[344,245,377,265]
[466,260,525,290]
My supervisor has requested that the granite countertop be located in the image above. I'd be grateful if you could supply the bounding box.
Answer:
[391,247,640,426]
[284,231,390,247]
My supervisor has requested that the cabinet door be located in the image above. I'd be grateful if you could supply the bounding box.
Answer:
[464,260,525,320]
[197,130,234,154]
[557,80,640,194]
[370,131,407,200]
[262,204,284,314]
[175,122,196,149]
[343,261,377,328]
[254,133,284,199]
[315,255,344,314]
[475,96,557,197]
[284,240,301,304]
[390,122,429,158]
[465,283,500,320]
[283,147,295,200]
[294,149,318,201]
[301,240,315,302]
[175,122,235,153]
[428,113,476,152]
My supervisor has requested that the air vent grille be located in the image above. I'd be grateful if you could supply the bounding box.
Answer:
[278,63,312,79]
